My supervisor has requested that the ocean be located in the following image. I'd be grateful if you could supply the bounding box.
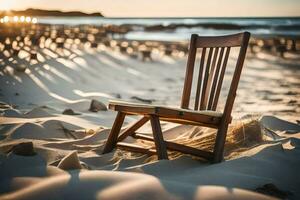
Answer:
[37,17,300,41]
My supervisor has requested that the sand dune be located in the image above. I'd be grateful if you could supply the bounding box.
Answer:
[1,108,299,199]
[0,171,276,200]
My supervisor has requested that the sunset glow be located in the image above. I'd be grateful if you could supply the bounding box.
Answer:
[0,0,299,17]
[0,0,16,11]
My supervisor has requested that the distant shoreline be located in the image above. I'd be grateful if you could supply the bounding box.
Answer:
[0,8,103,17]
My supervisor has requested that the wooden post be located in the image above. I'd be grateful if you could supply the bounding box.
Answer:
[102,112,126,154]
[150,115,168,160]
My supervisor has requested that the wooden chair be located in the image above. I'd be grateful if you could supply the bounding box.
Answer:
[102,32,250,163]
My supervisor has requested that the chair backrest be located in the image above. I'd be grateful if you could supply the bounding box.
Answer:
[181,32,250,119]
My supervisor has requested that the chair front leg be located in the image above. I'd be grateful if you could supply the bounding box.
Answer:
[102,111,126,154]
[212,123,229,163]
[149,115,168,160]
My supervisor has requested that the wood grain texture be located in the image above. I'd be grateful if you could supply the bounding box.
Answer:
[102,111,126,154]
[117,142,156,155]
[194,47,206,110]
[200,47,213,110]
[109,100,222,125]
[195,32,246,48]
[133,133,213,159]
[181,34,198,109]
[212,47,231,110]
[150,115,168,159]
[208,47,225,110]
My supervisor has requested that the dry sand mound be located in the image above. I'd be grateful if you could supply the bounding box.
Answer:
[8,122,47,140]
[6,120,85,140]
[44,128,109,150]
[24,107,55,118]
[2,109,22,117]
[0,170,275,200]
[57,151,82,170]
[1,113,299,199]
[260,115,300,134]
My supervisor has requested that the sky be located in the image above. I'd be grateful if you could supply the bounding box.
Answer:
[0,0,300,17]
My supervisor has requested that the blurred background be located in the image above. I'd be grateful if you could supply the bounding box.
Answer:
[0,0,299,121]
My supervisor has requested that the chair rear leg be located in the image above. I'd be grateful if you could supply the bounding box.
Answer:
[149,115,168,160]
[212,123,229,163]
[102,112,126,154]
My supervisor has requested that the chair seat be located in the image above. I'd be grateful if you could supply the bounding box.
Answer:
[109,100,223,127]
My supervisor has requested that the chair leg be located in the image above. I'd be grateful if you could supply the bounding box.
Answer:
[149,115,168,160]
[102,112,126,154]
[212,123,229,163]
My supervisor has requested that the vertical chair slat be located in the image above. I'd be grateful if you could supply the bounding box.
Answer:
[181,34,198,109]
[208,47,225,110]
[203,47,219,110]
[194,47,206,110]
[212,47,231,110]
[200,47,213,110]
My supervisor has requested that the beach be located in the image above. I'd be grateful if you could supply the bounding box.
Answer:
[0,19,300,199]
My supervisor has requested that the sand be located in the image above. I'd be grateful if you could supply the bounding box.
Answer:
[0,35,300,199]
